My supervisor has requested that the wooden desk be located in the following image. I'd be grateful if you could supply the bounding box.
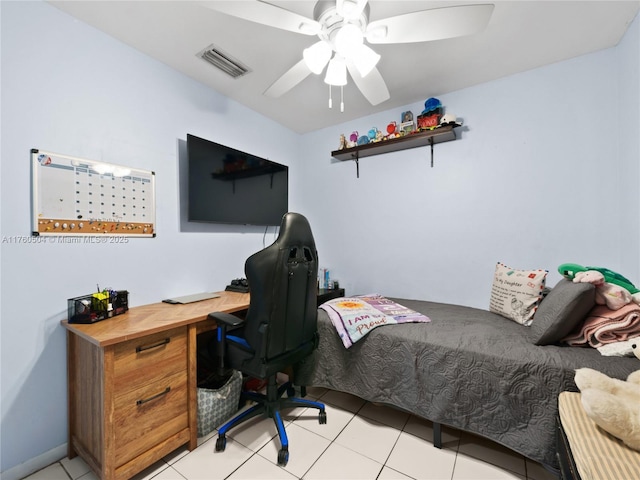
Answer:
[62,291,250,480]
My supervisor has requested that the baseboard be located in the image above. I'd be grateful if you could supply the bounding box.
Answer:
[0,444,67,480]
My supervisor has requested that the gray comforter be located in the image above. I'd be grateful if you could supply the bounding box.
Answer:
[296,298,639,469]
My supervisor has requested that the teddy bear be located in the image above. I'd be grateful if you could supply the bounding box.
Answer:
[574,360,640,451]
[572,270,634,310]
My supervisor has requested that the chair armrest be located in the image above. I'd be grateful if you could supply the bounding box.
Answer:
[208,312,245,328]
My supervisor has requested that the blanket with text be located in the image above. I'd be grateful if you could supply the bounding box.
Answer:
[320,294,431,348]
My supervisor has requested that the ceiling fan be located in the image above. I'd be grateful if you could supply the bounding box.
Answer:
[205,1,494,110]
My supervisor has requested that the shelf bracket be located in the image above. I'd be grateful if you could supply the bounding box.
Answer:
[429,137,435,168]
[354,151,360,178]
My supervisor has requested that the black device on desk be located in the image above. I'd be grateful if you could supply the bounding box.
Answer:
[225,278,249,293]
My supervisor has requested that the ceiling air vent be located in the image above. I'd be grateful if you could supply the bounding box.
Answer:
[198,44,250,79]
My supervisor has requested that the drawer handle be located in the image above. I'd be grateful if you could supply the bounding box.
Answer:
[136,387,170,406]
[136,338,170,353]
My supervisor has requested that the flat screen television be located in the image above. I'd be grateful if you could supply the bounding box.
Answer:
[187,134,288,226]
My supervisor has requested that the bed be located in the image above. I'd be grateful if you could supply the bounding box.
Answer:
[295,287,640,470]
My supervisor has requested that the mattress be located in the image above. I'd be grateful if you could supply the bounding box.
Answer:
[295,298,639,469]
[559,391,640,479]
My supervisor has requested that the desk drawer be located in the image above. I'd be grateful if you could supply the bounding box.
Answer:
[114,369,188,467]
[113,327,187,392]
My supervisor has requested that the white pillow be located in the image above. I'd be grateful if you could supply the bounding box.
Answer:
[489,262,548,325]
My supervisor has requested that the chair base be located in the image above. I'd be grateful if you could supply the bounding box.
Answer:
[215,376,326,466]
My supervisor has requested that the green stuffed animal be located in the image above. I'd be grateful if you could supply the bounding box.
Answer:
[558,263,639,294]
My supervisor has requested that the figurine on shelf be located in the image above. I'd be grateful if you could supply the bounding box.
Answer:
[347,131,358,148]
[439,113,463,127]
[417,113,440,130]
[421,98,443,116]
[368,127,381,142]
[357,134,370,146]
[418,98,443,131]
[338,133,347,150]
[400,110,415,135]
[386,121,398,139]
[400,121,415,135]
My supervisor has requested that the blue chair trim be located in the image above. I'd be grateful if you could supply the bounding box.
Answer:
[227,335,251,350]
[274,411,288,448]
[289,398,325,410]
[218,404,262,436]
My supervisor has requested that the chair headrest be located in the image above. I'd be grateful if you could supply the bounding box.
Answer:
[275,212,315,248]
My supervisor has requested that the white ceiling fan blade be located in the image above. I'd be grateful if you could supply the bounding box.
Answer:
[203,1,320,35]
[346,60,389,106]
[264,59,312,98]
[366,4,494,44]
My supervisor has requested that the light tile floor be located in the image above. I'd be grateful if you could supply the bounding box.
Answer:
[24,388,559,480]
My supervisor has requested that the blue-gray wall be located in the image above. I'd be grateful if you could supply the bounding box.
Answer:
[0,2,300,476]
[1,1,638,476]
[302,12,640,307]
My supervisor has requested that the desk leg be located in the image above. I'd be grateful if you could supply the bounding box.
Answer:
[187,325,198,450]
[66,331,78,459]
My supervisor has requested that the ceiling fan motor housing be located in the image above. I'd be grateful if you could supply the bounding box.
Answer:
[314,0,370,47]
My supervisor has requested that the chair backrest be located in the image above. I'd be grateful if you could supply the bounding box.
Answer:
[242,212,319,371]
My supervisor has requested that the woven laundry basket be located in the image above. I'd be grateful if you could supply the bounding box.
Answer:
[197,370,242,437]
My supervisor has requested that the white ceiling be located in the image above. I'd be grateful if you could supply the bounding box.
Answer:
[48,1,640,134]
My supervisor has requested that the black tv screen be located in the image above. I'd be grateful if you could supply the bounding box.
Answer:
[187,134,288,226]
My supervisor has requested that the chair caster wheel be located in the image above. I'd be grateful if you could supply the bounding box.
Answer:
[319,410,327,424]
[215,435,227,452]
[278,448,289,466]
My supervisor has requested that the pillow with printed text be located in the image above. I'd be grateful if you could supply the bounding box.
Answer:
[489,262,548,326]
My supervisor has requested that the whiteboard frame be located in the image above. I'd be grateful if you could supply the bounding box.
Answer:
[31,149,156,237]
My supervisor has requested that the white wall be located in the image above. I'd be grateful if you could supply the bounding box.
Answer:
[1,0,638,477]
[617,9,640,285]
[0,1,300,476]
[300,14,640,308]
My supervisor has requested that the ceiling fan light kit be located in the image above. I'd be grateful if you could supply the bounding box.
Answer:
[352,44,380,77]
[303,41,333,74]
[206,1,494,109]
[334,23,364,58]
[325,55,347,112]
[325,56,347,86]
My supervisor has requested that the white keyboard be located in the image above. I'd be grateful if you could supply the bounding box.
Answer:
[163,292,220,304]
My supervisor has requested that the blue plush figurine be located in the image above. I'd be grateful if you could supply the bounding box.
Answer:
[357,135,369,145]
[422,97,443,115]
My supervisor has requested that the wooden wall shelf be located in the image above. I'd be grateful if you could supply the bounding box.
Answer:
[211,164,285,181]
[331,124,458,177]
[211,165,286,193]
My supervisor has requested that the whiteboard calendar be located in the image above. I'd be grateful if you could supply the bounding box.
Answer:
[31,149,156,237]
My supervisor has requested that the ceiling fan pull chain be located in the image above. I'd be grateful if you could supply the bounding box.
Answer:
[341,86,344,113]
[328,84,333,109]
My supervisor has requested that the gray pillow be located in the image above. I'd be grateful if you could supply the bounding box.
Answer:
[530,279,595,345]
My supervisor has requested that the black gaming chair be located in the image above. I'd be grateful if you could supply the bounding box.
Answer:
[208,212,326,466]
